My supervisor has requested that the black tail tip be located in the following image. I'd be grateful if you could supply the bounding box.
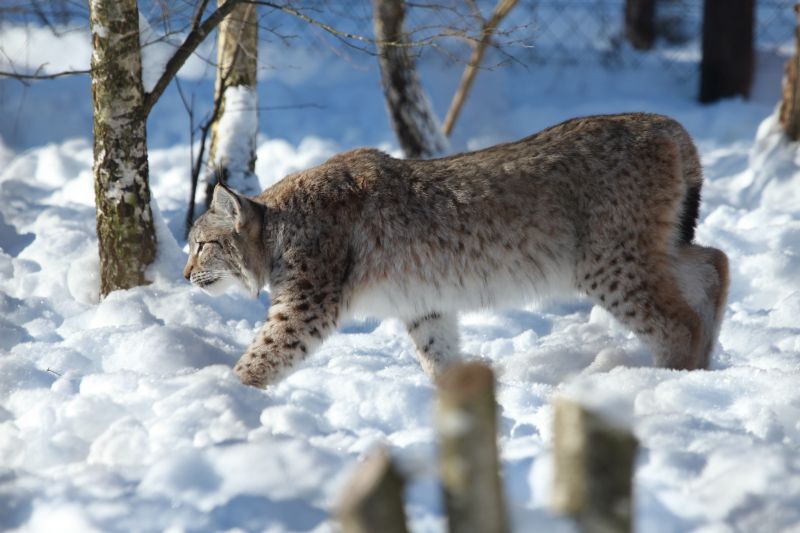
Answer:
[680,184,701,244]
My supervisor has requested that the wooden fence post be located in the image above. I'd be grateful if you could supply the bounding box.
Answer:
[624,0,656,50]
[780,5,800,141]
[699,0,755,103]
[335,447,409,533]
[551,397,639,533]
[436,362,509,533]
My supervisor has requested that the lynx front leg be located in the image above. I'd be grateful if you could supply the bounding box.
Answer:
[405,312,460,378]
[235,285,341,388]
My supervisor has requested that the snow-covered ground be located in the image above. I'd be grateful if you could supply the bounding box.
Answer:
[2,9,800,532]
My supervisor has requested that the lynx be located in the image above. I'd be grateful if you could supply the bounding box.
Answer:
[183,113,729,388]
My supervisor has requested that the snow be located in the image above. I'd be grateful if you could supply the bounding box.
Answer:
[212,85,261,196]
[2,8,800,533]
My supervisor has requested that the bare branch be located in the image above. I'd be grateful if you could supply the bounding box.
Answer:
[191,0,212,32]
[246,0,466,50]
[442,0,519,137]
[143,0,244,117]
[0,68,90,83]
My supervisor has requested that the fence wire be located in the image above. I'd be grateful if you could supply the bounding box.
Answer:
[279,0,796,81]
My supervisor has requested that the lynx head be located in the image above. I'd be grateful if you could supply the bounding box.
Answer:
[184,184,265,297]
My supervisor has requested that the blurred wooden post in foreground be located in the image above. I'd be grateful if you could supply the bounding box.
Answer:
[335,447,409,533]
[551,397,638,533]
[780,5,800,141]
[436,363,508,533]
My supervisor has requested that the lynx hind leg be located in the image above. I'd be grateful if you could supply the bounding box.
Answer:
[582,251,705,370]
[671,244,730,367]
[405,312,460,378]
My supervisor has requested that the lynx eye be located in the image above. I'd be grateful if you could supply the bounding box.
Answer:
[197,240,221,253]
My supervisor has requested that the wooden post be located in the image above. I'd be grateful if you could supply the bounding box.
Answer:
[436,363,508,533]
[624,0,656,50]
[780,5,800,141]
[335,447,409,533]
[551,397,639,533]
[699,0,755,103]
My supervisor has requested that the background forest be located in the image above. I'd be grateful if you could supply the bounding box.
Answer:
[1,1,800,531]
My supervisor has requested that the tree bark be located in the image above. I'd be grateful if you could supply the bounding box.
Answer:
[780,5,800,141]
[373,0,448,159]
[699,0,755,103]
[89,0,156,297]
[624,0,656,50]
[205,0,260,205]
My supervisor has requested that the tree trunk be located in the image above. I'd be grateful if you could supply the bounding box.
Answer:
[780,5,800,141]
[699,0,755,103]
[372,0,448,159]
[89,0,156,297]
[205,0,259,205]
[624,0,656,50]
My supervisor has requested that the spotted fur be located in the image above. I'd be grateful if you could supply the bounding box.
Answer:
[184,113,730,387]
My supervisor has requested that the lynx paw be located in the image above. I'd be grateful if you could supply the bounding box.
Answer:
[234,358,268,388]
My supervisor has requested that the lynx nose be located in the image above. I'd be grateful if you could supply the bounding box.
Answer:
[183,263,193,281]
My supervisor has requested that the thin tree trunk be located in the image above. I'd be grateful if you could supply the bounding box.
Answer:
[624,0,656,50]
[442,0,518,138]
[699,0,755,103]
[780,5,800,141]
[205,0,259,206]
[373,0,448,159]
[89,0,156,297]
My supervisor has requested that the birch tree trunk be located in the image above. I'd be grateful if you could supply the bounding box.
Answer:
[205,0,259,204]
[89,0,156,297]
[373,0,449,159]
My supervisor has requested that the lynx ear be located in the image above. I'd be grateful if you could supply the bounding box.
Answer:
[211,183,260,234]
[212,183,242,222]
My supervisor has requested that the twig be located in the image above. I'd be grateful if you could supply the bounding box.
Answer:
[0,68,90,83]
[144,0,243,117]
[442,0,519,137]
[246,0,465,49]
[190,0,212,32]
[183,64,236,237]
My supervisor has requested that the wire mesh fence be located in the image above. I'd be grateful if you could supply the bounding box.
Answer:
[512,0,795,70]
[273,0,797,81]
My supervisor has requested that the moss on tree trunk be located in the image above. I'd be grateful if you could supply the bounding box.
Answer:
[89,0,156,297]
